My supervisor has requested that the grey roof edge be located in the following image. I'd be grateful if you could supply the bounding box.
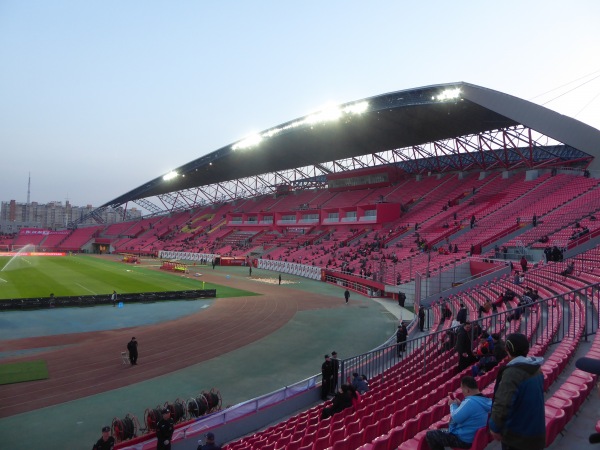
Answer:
[460,82,600,159]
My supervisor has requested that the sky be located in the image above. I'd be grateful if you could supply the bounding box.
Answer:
[1,1,599,209]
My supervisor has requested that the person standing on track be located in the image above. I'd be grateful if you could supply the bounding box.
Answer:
[127,337,138,365]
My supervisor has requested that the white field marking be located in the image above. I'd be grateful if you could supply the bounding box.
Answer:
[75,283,97,295]
[0,277,7,283]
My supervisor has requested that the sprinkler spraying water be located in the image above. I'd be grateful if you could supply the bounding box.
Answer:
[1,244,37,272]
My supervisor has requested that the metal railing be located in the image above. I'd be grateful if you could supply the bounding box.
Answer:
[339,282,600,385]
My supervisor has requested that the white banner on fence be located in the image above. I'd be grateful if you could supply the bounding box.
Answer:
[158,250,218,263]
[256,259,321,280]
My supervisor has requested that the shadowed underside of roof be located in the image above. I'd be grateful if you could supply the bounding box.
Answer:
[98,82,600,216]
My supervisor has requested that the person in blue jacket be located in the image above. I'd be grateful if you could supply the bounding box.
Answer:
[425,376,492,449]
[489,333,545,450]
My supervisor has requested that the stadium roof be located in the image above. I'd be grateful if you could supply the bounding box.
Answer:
[101,82,600,210]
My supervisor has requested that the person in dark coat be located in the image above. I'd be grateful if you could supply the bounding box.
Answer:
[156,408,175,450]
[330,351,340,394]
[344,289,350,304]
[418,307,425,332]
[456,322,475,371]
[520,256,528,272]
[442,303,453,321]
[197,432,221,450]
[396,324,408,355]
[456,304,468,324]
[489,333,545,449]
[321,354,333,400]
[92,426,115,450]
[321,384,356,420]
[127,337,138,365]
[491,333,507,362]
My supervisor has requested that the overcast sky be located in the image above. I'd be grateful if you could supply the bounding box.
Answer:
[1,1,599,208]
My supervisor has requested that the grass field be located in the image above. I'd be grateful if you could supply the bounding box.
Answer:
[0,255,256,300]
[0,360,49,385]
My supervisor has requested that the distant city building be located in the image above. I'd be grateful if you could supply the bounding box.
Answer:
[0,200,141,233]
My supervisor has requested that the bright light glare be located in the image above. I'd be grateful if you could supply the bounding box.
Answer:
[433,88,461,102]
[232,101,369,150]
[232,134,263,151]
[163,171,178,181]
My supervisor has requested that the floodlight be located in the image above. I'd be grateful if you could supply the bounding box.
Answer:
[232,134,263,151]
[163,171,178,181]
[435,88,461,102]
[230,100,369,150]
[343,101,369,114]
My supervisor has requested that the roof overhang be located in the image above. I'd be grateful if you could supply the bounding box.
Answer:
[102,82,600,208]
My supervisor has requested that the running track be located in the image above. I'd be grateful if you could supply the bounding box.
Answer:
[0,272,339,418]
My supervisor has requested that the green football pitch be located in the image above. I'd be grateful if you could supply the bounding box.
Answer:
[0,255,255,300]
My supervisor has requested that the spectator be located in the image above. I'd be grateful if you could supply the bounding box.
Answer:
[519,256,528,272]
[506,302,524,323]
[321,384,356,420]
[560,261,575,276]
[491,333,507,362]
[425,376,492,450]
[443,328,457,352]
[197,432,221,450]
[513,271,523,286]
[398,291,406,307]
[456,303,468,324]
[321,355,333,401]
[350,372,369,394]
[396,323,408,355]
[443,303,453,321]
[92,426,115,450]
[478,299,492,317]
[456,322,475,371]
[471,346,497,377]
[489,333,545,449]
[330,351,340,394]
[418,307,425,332]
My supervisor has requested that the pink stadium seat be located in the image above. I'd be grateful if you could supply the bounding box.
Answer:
[403,417,420,442]
[313,434,330,450]
[329,428,346,447]
[377,413,392,436]
[370,435,390,450]
[362,422,380,445]
[545,405,567,446]
[287,437,302,450]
